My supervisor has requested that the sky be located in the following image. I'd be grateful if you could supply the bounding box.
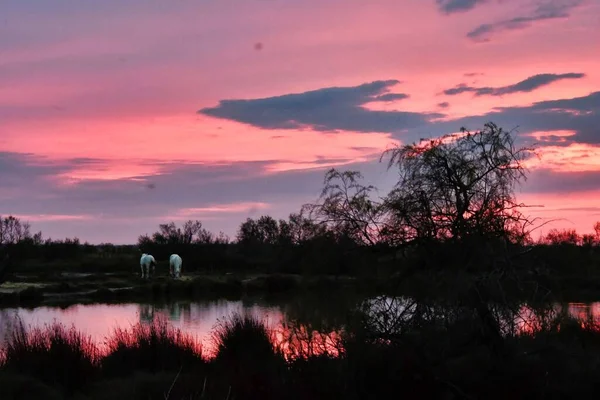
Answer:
[0,0,599,244]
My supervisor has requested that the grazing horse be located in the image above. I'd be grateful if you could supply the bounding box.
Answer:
[140,253,156,279]
[169,254,183,278]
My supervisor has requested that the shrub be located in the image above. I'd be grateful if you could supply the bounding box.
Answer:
[0,319,99,395]
[102,316,204,378]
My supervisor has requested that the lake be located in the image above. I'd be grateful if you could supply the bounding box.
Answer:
[2,297,600,357]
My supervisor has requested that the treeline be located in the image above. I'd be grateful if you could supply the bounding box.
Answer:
[2,122,600,277]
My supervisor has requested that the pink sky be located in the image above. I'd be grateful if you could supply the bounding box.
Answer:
[1,0,599,243]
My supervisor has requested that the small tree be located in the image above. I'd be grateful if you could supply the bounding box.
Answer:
[0,215,42,282]
[301,169,385,246]
[236,216,280,245]
[0,215,32,245]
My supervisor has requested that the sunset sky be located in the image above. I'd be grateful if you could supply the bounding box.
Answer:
[1,0,599,244]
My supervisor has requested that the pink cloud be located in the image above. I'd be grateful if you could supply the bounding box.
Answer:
[8,214,94,222]
[526,129,577,142]
[164,202,271,221]
[523,143,600,173]
[1,115,398,184]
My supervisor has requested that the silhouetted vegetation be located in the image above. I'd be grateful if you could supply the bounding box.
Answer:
[102,316,204,378]
[3,303,600,399]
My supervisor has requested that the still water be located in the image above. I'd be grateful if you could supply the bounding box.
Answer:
[2,298,600,357]
[0,297,347,357]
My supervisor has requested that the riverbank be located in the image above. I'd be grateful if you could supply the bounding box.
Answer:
[0,272,368,307]
[3,267,600,308]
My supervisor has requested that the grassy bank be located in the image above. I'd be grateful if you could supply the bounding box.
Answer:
[2,308,600,399]
[4,266,600,308]
[0,272,370,308]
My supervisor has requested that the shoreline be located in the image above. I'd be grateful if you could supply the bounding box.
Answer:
[3,269,600,308]
[0,273,364,308]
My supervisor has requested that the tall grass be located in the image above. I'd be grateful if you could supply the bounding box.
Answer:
[0,318,99,394]
[102,316,204,377]
[4,309,600,398]
[211,313,286,399]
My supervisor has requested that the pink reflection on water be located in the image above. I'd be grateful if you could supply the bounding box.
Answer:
[0,301,340,359]
[0,301,283,355]
[512,302,600,335]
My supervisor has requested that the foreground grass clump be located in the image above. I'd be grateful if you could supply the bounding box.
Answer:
[102,316,204,377]
[211,313,287,399]
[0,320,99,395]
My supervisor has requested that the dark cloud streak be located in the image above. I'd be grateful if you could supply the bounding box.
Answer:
[198,80,442,133]
[443,73,585,97]
[436,0,488,14]
[467,0,584,42]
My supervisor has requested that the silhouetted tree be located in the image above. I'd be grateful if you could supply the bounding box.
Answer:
[138,220,216,247]
[286,213,330,244]
[236,216,280,245]
[0,215,33,245]
[0,215,42,282]
[301,169,385,246]
[544,228,581,246]
[381,122,536,247]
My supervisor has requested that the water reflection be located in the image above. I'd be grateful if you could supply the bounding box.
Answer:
[0,299,334,357]
[361,297,600,338]
[3,298,600,359]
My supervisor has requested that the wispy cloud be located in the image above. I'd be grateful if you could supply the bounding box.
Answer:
[165,202,271,221]
[443,73,585,96]
[526,130,577,143]
[523,143,600,173]
[8,214,94,222]
[467,0,585,42]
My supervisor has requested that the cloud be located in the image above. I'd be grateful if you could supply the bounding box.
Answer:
[165,202,271,221]
[0,151,383,221]
[443,73,585,96]
[520,169,600,194]
[9,214,94,222]
[421,90,600,147]
[467,0,584,42]
[0,148,395,243]
[372,93,410,102]
[526,129,577,143]
[436,0,488,14]
[199,80,442,133]
[523,142,600,173]
[437,102,450,108]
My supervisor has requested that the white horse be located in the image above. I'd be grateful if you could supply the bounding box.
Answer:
[169,254,183,278]
[140,253,156,279]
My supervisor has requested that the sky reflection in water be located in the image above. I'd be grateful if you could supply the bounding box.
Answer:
[1,298,599,357]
